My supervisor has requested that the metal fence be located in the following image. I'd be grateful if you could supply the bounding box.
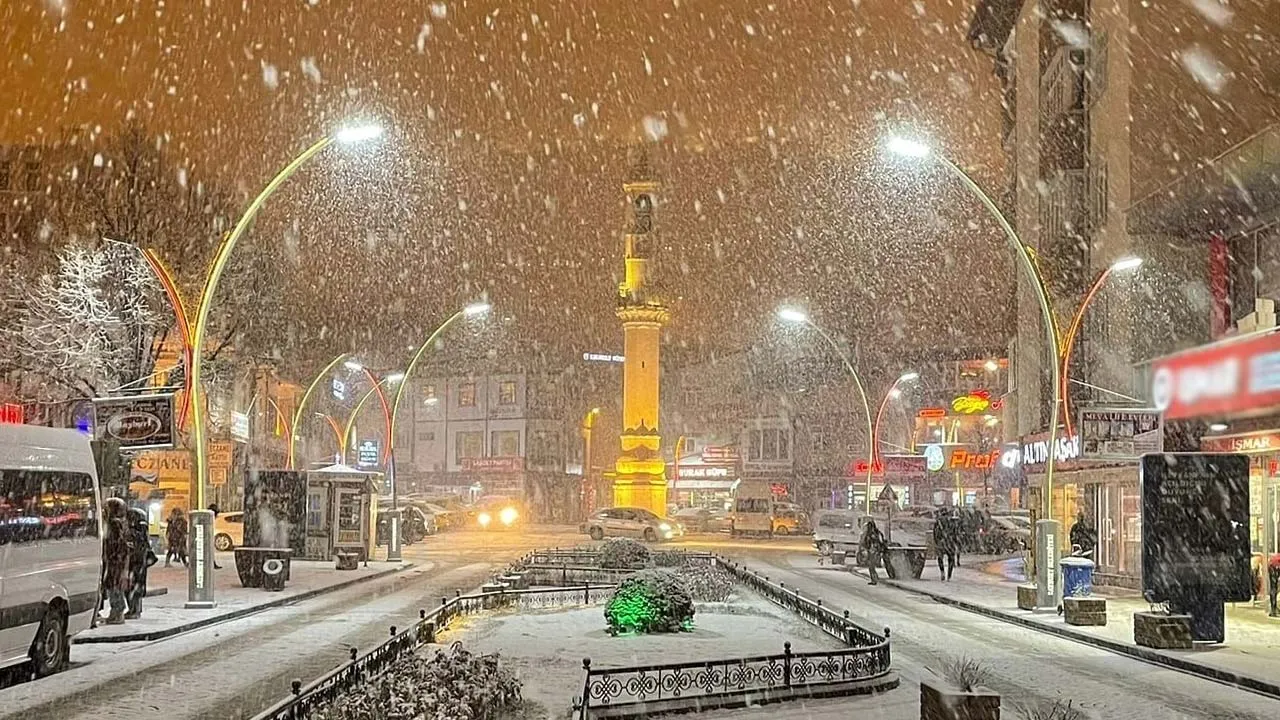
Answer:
[250,584,614,720]
[572,555,894,719]
[576,641,891,719]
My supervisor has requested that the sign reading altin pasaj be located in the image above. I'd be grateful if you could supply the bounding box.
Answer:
[92,394,177,450]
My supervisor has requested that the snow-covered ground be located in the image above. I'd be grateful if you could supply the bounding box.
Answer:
[446,590,843,718]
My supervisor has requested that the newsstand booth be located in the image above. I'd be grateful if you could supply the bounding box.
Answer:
[305,464,380,561]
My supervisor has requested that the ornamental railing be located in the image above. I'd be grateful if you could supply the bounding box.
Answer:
[576,641,891,719]
[250,583,614,720]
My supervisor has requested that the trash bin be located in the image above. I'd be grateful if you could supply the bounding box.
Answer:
[261,557,287,592]
[1059,556,1095,597]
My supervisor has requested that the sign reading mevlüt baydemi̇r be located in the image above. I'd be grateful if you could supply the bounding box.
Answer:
[92,393,177,450]
[1140,453,1253,604]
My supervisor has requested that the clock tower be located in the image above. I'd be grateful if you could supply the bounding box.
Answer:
[608,147,670,516]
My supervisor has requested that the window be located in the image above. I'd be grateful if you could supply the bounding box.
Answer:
[417,429,436,442]
[422,383,438,405]
[0,161,9,190]
[528,430,561,468]
[491,430,520,457]
[458,382,476,407]
[0,470,100,544]
[23,161,40,191]
[734,498,771,513]
[498,379,517,405]
[748,428,790,461]
[455,431,484,463]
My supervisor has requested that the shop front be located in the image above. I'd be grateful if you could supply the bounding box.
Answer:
[668,464,737,508]
[1201,430,1280,599]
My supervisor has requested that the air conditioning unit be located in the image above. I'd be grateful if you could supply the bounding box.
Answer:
[1236,298,1277,334]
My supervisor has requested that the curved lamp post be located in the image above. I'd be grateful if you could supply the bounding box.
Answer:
[317,413,344,461]
[383,302,491,559]
[778,307,876,513]
[346,361,397,465]
[340,368,404,465]
[189,124,383,510]
[1060,257,1143,439]
[286,353,351,469]
[872,371,918,470]
[887,136,1063,525]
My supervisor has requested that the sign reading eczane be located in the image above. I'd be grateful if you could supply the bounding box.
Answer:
[92,394,177,450]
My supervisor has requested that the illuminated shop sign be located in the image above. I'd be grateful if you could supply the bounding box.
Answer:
[582,352,626,363]
[1150,330,1280,420]
[677,466,732,478]
[951,390,1004,415]
[918,408,947,419]
[1002,433,1082,468]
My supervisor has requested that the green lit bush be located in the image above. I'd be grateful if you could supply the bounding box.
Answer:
[599,537,651,568]
[604,570,694,634]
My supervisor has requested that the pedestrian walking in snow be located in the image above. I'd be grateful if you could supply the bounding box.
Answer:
[934,510,959,581]
[125,508,158,619]
[165,507,188,567]
[861,519,887,585]
[100,497,133,625]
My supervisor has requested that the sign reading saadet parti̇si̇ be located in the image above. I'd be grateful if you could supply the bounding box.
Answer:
[92,394,177,450]
[1140,453,1252,605]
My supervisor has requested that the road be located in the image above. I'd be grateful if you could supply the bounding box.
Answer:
[0,527,580,720]
[721,546,1280,720]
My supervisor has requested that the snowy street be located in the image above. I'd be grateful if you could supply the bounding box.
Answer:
[726,547,1280,720]
[0,529,582,720]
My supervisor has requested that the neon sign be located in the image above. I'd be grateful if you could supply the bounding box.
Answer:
[951,390,1004,415]
[0,403,23,425]
[918,407,947,419]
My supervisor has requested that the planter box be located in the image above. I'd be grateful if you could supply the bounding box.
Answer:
[503,571,530,589]
[234,547,293,589]
[831,550,847,565]
[1134,611,1192,649]
[334,552,359,570]
[884,547,927,580]
[1016,584,1037,611]
[1063,597,1107,626]
[920,678,1000,720]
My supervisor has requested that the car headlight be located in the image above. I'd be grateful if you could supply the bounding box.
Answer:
[659,523,671,532]
[499,507,518,526]
[477,512,492,528]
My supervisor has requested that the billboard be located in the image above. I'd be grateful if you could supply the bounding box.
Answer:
[1150,330,1280,420]
[1140,453,1252,603]
[93,394,177,450]
[1079,408,1162,460]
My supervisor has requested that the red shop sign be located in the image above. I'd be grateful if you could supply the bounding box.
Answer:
[1200,430,1280,454]
[1151,330,1280,421]
[0,404,22,425]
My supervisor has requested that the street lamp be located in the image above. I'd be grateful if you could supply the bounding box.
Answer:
[873,371,919,471]
[384,301,492,560]
[287,353,352,469]
[581,407,602,518]
[341,371,404,465]
[1060,256,1144,439]
[778,307,876,513]
[887,136,1062,517]
[185,123,382,608]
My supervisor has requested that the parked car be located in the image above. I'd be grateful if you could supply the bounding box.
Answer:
[581,507,683,542]
[983,514,1031,553]
[213,511,244,551]
[671,506,730,533]
[771,506,810,535]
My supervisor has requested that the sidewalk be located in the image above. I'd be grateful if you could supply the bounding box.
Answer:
[862,556,1280,697]
[77,553,414,643]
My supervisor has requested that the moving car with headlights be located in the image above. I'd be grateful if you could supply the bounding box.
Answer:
[580,506,683,542]
[0,424,103,677]
[472,495,521,530]
[671,506,731,534]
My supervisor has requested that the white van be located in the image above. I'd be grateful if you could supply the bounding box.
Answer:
[0,424,103,677]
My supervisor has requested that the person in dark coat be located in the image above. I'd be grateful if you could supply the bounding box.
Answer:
[165,507,188,567]
[100,498,133,625]
[934,510,960,581]
[126,508,158,619]
[1069,511,1096,557]
[861,519,888,585]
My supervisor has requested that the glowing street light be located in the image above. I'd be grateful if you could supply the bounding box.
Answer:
[1060,256,1145,439]
[778,307,876,513]
[343,360,365,371]
[874,371,919,474]
[186,123,384,606]
[885,134,1064,534]
[384,302,493,560]
[334,124,384,144]
[886,136,931,158]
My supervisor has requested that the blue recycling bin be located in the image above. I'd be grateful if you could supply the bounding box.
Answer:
[1059,556,1095,597]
